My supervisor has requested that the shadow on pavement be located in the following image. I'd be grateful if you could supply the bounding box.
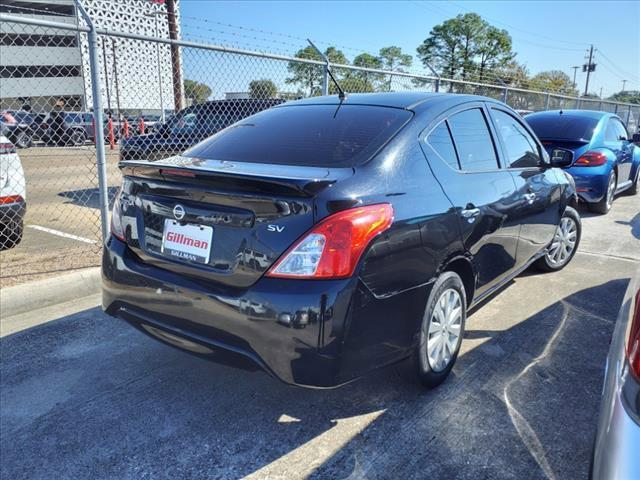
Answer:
[0,279,628,480]
[58,186,119,210]
[615,212,640,240]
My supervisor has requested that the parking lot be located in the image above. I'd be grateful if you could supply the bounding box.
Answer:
[0,146,121,287]
[1,193,638,480]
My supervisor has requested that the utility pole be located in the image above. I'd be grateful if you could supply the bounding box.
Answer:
[583,45,596,96]
[621,79,627,92]
[571,66,579,89]
[599,86,603,99]
[166,0,184,111]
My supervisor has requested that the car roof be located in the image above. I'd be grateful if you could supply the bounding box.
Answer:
[526,109,611,120]
[280,92,489,112]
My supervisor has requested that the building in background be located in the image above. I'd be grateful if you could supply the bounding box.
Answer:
[0,0,183,116]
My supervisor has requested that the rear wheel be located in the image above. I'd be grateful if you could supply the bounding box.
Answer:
[626,169,638,195]
[535,206,581,272]
[68,129,86,146]
[14,130,32,149]
[0,219,24,250]
[588,171,616,214]
[415,272,466,388]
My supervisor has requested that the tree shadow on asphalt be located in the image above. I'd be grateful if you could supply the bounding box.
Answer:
[0,279,629,480]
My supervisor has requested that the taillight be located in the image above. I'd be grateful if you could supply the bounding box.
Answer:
[267,203,394,279]
[628,288,640,381]
[574,151,607,167]
[0,195,23,205]
[0,141,16,155]
[110,190,125,241]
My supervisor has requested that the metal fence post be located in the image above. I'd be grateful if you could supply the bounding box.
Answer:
[627,105,632,127]
[544,93,551,111]
[76,0,109,242]
[502,88,509,104]
[576,98,581,109]
[434,78,440,93]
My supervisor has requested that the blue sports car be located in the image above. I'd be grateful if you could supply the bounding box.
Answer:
[526,110,639,213]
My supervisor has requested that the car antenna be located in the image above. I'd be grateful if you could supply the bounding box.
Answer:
[307,39,346,101]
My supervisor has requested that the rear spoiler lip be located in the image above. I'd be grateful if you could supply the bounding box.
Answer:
[119,156,354,195]
[539,138,590,145]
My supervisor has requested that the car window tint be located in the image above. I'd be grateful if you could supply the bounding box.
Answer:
[612,119,628,141]
[447,108,498,171]
[604,120,619,142]
[492,109,541,168]
[525,114,599,142]
[185,105,413,168]
[427,121,459,169]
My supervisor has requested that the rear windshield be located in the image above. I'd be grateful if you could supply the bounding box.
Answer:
[184,105,413,167]
[525,114,599,142]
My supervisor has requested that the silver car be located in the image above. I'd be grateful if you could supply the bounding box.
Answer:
[592,267,640,479]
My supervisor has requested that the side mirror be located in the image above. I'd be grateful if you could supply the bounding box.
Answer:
[632,133,640,146]
[549,148,574,168]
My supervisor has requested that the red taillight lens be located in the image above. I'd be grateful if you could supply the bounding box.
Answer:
[0,141,16,154]
[574,151,607,167]
[0,195,23,205]
[267,203,394,279]
[628,288,640,381]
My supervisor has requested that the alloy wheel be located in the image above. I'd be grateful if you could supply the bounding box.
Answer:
[606,172,616,209]
[426,288,463,372]
[545,216,578,267]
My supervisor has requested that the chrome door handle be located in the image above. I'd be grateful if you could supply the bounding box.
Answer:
[461,207,481,223]
[524,192,536,204]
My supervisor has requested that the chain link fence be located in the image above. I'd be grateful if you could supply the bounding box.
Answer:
[1,10,639,286]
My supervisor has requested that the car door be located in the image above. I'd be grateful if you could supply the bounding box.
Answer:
[605,117,633,182]
[423,104,520,296]
[488,107,561,265]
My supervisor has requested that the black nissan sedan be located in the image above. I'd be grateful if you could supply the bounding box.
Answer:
[103,92,580,388]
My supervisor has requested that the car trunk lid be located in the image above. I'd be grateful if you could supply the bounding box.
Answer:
[118,156,353,289]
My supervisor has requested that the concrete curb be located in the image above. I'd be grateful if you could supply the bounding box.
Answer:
[1,267,101,318]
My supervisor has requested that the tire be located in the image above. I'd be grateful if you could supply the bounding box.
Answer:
[588,171,616,214]
[0,219,23,251]
[14,130,32,149]
[414,271,466,388]
[68,129,86,146]
[626,169,638,195]
[534,206,581,273]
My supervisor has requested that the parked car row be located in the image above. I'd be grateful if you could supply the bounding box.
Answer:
[0,110,169,148]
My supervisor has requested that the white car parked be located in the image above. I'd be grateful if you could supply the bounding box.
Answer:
[0,135,26,249]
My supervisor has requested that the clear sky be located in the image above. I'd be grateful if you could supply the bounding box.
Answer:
[178,0,640,98]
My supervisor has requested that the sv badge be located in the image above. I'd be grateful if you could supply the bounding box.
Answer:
[267,225,285,233]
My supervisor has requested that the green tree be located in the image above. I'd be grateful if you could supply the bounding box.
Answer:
[286,46,348,96]
[530,70,578,95]
[379,46,412,91]
[417,13,514,92]
[184,79,212,104]
[609,90,640,104]
[350,53,384,91]
[249,79,278,99]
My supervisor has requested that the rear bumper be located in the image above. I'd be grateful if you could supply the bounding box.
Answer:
[566,166,610,203]
[592,383,640,479]
[102,236,360,387]
[0,197,26,225]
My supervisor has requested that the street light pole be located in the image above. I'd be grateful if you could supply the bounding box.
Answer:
[621,79,627,92]
[571,66,579,90]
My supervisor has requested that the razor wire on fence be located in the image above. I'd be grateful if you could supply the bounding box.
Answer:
[0,9,639,286]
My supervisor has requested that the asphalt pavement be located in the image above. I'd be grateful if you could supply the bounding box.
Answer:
[1,194,638,480]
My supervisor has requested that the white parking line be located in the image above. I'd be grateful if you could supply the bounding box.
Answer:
[28,225,97,244]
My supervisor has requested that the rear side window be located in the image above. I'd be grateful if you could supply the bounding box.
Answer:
[427,122,459,169]
[605,118,628,142]
[185,105,412,167]
[526,114,599,142]
[491,109,541,168]
[447,108,499,171]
